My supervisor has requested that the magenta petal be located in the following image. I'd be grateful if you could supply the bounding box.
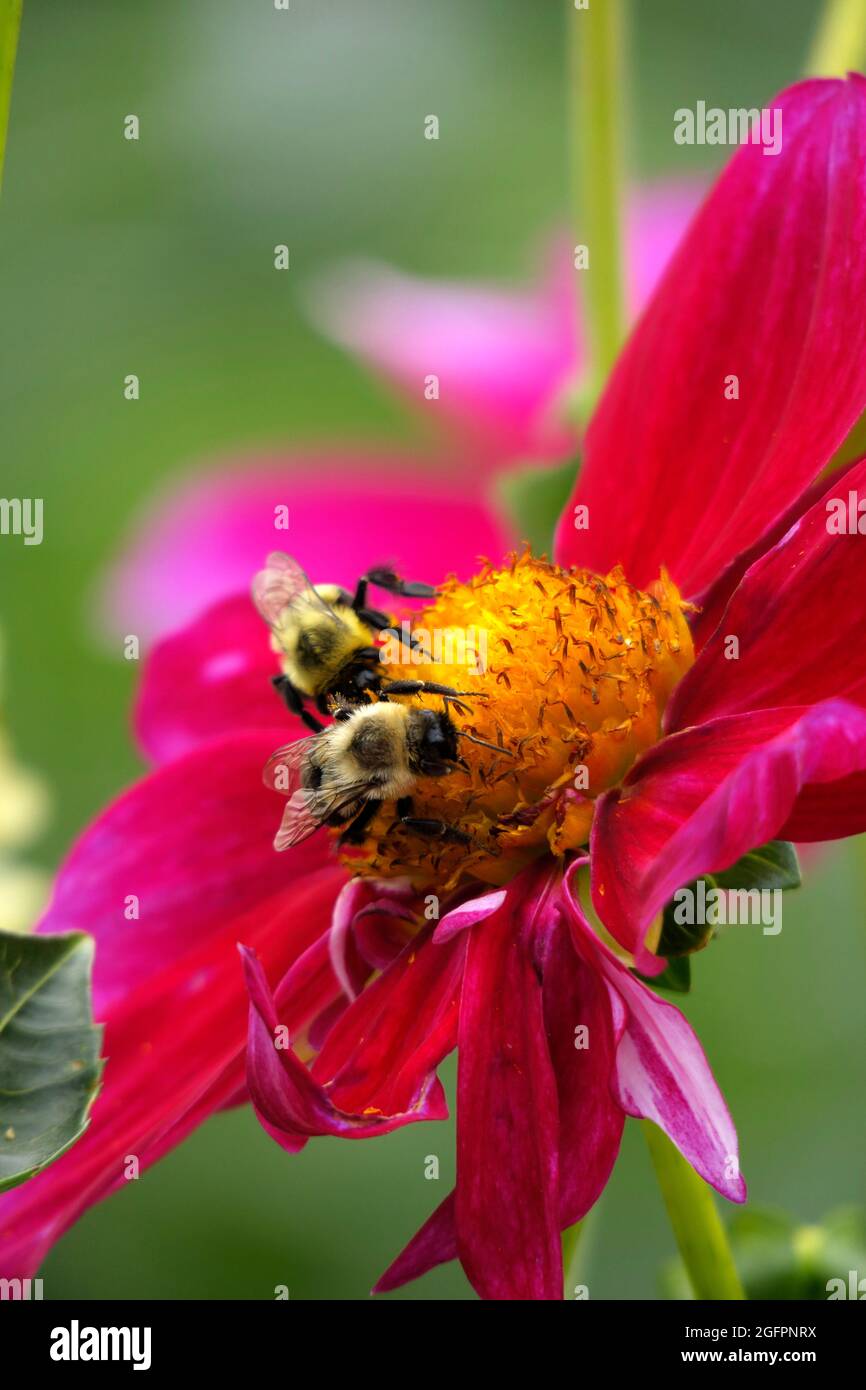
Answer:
[311,927,466,1118]
[135,595,282,764]
[242,947,448,1139]
[611,985,745,1202]
[539,909,625,1228]
[564,866,744,1202]
[98,460,512,645]
[591,701,866,966]
[688,457,863,653]
[0,870,341,1278]
[433,889,507,943]
[310,186,701,466]
[38,729,328,1014]
[668,456,866,729]
[308,256,578,461]
[455,903,562,1300]
[556,76,866,595]
[373,1193,458,1294]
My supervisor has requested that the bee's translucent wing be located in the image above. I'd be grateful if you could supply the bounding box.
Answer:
[264,734,378,851]
[274,788,326,849]
[263,737,315,796]
[252,551,343,628]
[274,780,379,850]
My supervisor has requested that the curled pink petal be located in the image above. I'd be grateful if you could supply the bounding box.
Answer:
[432,888,507,943]
[312,927,466,1117]
[242,946,448,1139]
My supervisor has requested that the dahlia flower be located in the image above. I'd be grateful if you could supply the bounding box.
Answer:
[3,75,866,1301]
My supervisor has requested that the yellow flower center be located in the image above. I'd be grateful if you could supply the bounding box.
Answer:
[340,550,694,892]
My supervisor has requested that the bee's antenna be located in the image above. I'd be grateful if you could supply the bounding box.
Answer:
[457,731,516,757]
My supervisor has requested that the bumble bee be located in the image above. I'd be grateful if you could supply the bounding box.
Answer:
[252,551,445,732]
[264,697,506,850]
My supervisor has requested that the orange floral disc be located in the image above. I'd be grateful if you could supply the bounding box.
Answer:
[340,550,695,892]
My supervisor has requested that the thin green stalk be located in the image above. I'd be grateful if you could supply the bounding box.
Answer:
[561,1218,584,1298]
[0,0,22,197]
[566,0,627,406]
[561,1201,601,1299]
[806,0,866,76]
[643,1122,745,1301]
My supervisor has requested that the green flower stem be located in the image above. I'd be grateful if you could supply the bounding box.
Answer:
[806,0,866,76]
[561,1202,602,1299]
[643,1121,745,1301]
[561,1218,584,1298]
[0,0,22,197]
[566,0,627,409]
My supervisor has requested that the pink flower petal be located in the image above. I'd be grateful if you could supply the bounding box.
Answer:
[538,905,625,1228]
[308,255,578,462]
[38,729,328,1014]
[689,457,863,653]
[242,946,447,1138]
[667,456,866,729]
[556,76,866,597]
[310,185,702,464]
[564,865,745,1202]
[311,926,466,1119]
[432,888,507,943]
[455,898,562,1300]
[591,702,866,968]
[98,459,512,646]
[0,869,343,1278]
[135,595,282,764]
[373,1193,458,1295]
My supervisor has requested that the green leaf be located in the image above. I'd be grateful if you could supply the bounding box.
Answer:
[496,457,579,556]
[639,953,691,994]
[657,840,801,964]
[712,839,801,893]
[0,929,103,1192]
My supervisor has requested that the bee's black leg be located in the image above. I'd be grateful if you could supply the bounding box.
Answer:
[271,675,324,733]
[338,798,381,846]
[378,624,424,651]
[396,814,472,846]
[354,569,437,607]
[356,607,392,631]
[376,679,488,715]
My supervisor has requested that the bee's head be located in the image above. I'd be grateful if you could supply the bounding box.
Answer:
[407,707,460,776]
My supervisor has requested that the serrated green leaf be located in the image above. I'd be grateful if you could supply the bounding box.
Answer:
[0,929,103,1192]
[496,456,580,556]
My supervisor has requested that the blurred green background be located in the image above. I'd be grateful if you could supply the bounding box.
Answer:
[1,0,864,1299]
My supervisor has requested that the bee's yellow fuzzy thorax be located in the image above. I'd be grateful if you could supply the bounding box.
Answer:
[340,550,695,892]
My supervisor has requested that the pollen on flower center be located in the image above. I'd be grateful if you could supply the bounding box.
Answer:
[340,550,695,892]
